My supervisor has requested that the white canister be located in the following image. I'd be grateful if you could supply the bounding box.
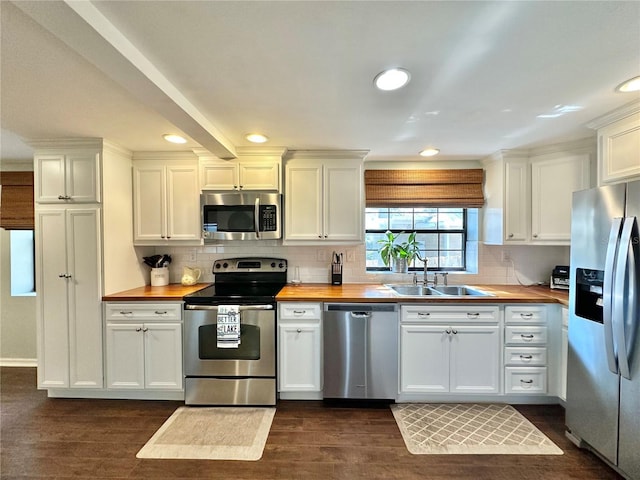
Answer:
[150,267,169,286]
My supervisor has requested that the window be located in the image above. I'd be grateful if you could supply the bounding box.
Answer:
[365,207,467,271]
[10,230,36,296]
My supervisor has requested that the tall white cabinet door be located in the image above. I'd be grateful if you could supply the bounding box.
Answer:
[66,208,103,388]
[449,325,500,394]
[285,164,323,240]
[36,209,70,388]
[400,324,449,393]
[504,159,529,242]
[165,165,200,241]
[133,164,166,241]
[105,323,145,389]
[278,321,322,391]
[66,153,100,203]
[144,323,183,390]
[531,154,591,242]
[324,164,363,241]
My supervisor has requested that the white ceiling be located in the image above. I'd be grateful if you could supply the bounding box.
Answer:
[1,0,639,163]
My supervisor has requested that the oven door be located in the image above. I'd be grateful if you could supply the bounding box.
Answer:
[184,304,275,377]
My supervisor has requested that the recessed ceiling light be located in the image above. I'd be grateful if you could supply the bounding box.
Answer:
[616,76,640,93]
[163,134,187,144]
[419,148,440,157]
[245,133,269,143]
[374,68,410,91]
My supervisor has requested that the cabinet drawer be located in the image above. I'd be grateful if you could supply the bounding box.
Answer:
[279,303,321,320]
[505,305,547,324]
[505,367,547,394]
[505,325,547,345]
[104,302,182,321]
[401,306,498,323]
[504,347,547,366]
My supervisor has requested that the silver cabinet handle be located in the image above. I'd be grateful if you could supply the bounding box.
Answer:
[417,312,430,317]
[120,311,133,316]
[293,310,306,315]
[445,329,452,334]
[296,328,302,333]
[467,312,480,318]
[57,195,71,200]
[142,327,148,332]
[508,233,514,238]
[521,334,534,339]
[154,311,168,315]
[520,313,533,318]
[520,379,534,384]
[135,327,142,332]
[520,354,533,360]
[533,233,538,238]
[58,273,72,279]
[451,329,457,335]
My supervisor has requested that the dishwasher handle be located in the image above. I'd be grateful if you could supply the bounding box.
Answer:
[350,312,372,318]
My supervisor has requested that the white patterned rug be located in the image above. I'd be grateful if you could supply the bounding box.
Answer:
[136,407,275,461]
[391,403,563,455]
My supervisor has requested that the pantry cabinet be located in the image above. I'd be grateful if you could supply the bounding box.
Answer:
[277,303,323,398]
[483,140,594,245]
[133,153,200,245]
[399,306,500,394]
[104,303,183,391]
[36,207,103,389]
[34,150,100,203]
[587,100,640,185]
[284,150,367,244]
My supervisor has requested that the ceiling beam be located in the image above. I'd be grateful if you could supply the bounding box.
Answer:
[11,0,237,159]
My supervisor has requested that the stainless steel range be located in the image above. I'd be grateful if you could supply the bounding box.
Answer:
[183,257,287,405]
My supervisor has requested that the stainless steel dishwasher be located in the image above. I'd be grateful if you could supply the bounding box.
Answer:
[323,303,398,400]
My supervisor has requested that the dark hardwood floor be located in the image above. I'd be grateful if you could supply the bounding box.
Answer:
[1,367,622,479]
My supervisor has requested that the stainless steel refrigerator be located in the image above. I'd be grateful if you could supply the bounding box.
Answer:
[566,180,639,480]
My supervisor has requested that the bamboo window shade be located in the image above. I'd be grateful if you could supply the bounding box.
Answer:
[0,172,34,230]
[364,169,485,208]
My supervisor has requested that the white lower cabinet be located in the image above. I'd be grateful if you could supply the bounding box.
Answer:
[400,306,500,395]
[104,303,183,391]
[277,303,322,397]
[504,305,549,395]
[560,306,568,402]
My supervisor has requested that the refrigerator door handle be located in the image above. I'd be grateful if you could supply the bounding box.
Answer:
[613,217,637,380]
[603,217,623,374]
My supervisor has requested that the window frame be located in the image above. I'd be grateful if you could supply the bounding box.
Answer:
[365,207,467,272]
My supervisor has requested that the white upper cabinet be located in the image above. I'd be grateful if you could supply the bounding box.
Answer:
[587,100,640,185]
[482,140,594,245]
[284,150,367,244]
[196,147,286,192]
[35,150,100,203]
[133,153,200,245]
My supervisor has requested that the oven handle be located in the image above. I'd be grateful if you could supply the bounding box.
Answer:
[185,304,274,311]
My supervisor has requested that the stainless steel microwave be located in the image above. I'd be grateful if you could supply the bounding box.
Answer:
[201,192,282,242]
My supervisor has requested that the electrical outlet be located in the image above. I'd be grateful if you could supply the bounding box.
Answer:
[501,251,511,263]
[346,249,355,263]
[316,249,328,262]
[188,250,197,262]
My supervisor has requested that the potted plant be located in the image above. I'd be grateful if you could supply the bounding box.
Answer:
[378,231,421,273]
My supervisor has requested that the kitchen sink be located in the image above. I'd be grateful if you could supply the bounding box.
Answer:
[430,285,494,296]
[385,284,494,297]
[384,284,444,296]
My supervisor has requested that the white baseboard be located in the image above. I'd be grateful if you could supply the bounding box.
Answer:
[0,358,37,367]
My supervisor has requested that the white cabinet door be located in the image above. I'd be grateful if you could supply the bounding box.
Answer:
[200,161,238,190]
[144,323,183,390]
[165,164,200,241]
[35,152,100,203]
[560,307,568,402]
[531,154,591,242]
[449,325,500,394]
[239,162,280,191]
[133,164,165,241]
[105,323,145,389]
[324,163,363,242]
[400,324,449,393]
[597,112,640,185]
[285,164,323,240]
[504,158,529,242]
[133,160,200,244]
[278,319,322,391]
[36,208,103,389]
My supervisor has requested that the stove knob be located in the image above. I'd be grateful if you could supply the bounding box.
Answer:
[214,263,221,269]
[222,262,228,269]
[278,262,284,269]
[271,262,276,268]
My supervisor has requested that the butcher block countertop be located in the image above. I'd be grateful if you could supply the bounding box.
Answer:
[276,284,569,306]
[102,283,568,306]
[102,283,211,301]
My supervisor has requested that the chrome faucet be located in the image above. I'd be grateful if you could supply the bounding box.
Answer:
[417,255,435,287]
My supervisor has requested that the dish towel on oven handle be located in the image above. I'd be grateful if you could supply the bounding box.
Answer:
[217,305,241,348]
